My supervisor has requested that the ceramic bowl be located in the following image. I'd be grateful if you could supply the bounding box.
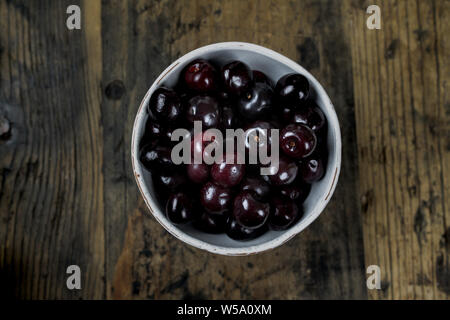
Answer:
[131,42,341,256]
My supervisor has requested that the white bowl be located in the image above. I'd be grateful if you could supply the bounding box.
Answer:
[131,42,341,256]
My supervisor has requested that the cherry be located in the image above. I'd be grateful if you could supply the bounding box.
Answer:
[211,153,245,187]
[220,105,240,130]
[253,70,273,87]
[266,155,298,186]
[200,182,232,215]
[275,73,309,105]
[165,126,191,146]
[279,180,311,202]
[191,131,217,162]
[269,196,301,231]
[184,59,218,93]
[300,154,325,183]
[143,120,163,141]
[218,90,232,102]
[186,95,220,129]
[139,145,175,173]
[166,192,195,224]
[291,102,326,134]
[237,82,274,121]
[280,124,316,159]
[244,121,275,159]
[279,105,295,124]
[233,191,270,229]
[240,176,271,201]
[221,61,253,96]
[194,211,227,234]
[186,163,210,184]
[148,87,182,123]
[226,217,268,241]
[155,172,187,191]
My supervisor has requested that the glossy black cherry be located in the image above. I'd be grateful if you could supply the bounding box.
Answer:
[226,217,268,241]
[148,87,182,123]
[237,82,274,121]
[155,172,187,191]
[292,102,326,134]
[186,95,220,129]
[166,192,195,224]
[194,211,227,234]
[139,145,175,173]
[233,191,270,229]
[240,176,271,201]
[200,182,232,215]
[300,154,325,183]
[221,61,253,96]
[269,196,301,231]
[275,73,309,105]
[279,180,311,202]
[253,70,272,87]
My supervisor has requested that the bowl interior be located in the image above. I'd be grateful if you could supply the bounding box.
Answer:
[132,43,340,254]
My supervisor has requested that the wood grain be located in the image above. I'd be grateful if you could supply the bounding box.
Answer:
[346,0,450,299]
[0,0,448,300]
[0,0,104,299]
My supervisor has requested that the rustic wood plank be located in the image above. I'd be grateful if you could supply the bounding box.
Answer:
[0,0,104,299]
[2,0,447,300]
[346,0,450,299]
[106,0,366,299]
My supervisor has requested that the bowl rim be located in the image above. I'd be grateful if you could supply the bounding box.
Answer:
[131,41,342,256]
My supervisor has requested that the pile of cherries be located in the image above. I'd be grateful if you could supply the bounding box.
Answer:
[139,59,328,241]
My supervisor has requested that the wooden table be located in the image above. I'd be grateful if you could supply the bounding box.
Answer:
[0,0,448,300]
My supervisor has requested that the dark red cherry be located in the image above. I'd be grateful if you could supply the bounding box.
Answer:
[186,163,210,184]
[240,176,271,201]
[279,180,311,202]
[166,192,195,224]
[275,73,309,105]
[139,145,175,173]
[221,61,253,96]
[226,217,268,241]
[164,126,192,146]
[191,131,217,162]
[300,155,325,183]
[143,120,163,141]
[266,156,298,186]
[155,172,187,191]
[269,196,301,231]
[237,82,274,121]
[280,124,317,159]
[194,211,227,234]
[233,191,270,229]
[186,95,220,129]
[148,87,182,123]
[279,105,294,124]
[184,59,218,93]
[244,121,275,160]
[292,102,326,134]
[211,153,245,188]
[253,70,273,87]
[220,105,240,130]
[200,182,232,215]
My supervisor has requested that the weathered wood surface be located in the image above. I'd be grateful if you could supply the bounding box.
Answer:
[0,0,448,299]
